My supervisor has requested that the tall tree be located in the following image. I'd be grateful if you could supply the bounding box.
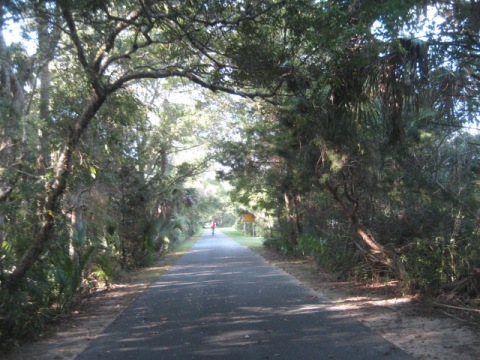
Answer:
[218,0,480,284]
[2,0,283,289]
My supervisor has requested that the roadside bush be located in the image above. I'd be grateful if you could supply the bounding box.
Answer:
[406,235,480,297]
[0,264,59,351]
[262,237,294,256]
[405,238,447,295]
[91,252,120,287]
[296,235,355,273]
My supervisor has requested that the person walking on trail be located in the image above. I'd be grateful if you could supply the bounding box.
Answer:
[210,220,216,236]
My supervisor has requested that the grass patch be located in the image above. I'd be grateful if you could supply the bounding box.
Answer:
[219,227,264,251]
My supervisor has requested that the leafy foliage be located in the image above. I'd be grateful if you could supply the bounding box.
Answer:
[216,0,480,298]
[1,0,480,351]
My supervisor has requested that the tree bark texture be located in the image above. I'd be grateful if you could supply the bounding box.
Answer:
[380,53,405,145]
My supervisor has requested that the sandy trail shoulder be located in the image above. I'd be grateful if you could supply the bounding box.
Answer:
[256,248,480,360]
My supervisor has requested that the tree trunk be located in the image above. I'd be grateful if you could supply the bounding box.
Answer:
[326,183,406,279]
[0,8,25,277]
[4,93,106,290]
[292,194,303,236]
[69,188,87,259]
[380,53,404,144]
[0,214,4,255]
[283,192,300,249]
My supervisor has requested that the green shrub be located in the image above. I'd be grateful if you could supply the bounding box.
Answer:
[0,267,56,351]
[410,237,456,294]
[296,235,354,273]
[263,237,290,254]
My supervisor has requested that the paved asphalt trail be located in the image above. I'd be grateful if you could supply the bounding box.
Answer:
[76,230,414,360]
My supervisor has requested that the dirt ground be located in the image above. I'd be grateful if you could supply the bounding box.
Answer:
[255,248,480,360]
[4,243,480,360]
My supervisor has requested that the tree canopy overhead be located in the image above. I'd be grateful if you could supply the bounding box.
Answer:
[1,0,480,350]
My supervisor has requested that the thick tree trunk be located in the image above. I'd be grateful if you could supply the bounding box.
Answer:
[4,93,106,290]
[292,194,303,236]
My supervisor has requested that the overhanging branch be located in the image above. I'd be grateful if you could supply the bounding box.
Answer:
[108,68,282,100]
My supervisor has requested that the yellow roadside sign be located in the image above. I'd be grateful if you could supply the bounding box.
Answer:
[242,214,255,223]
